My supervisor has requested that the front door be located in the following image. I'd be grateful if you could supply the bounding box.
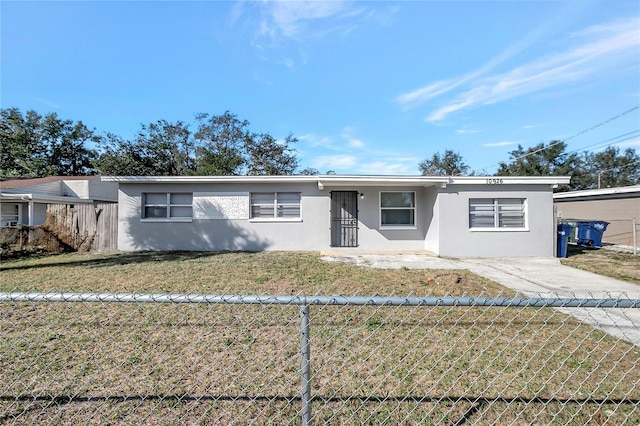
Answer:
[330,191,358,247]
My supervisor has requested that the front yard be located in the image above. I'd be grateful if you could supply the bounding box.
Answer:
[1,251,638,424]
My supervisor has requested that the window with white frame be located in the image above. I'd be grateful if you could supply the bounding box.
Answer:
[0,203,21,227]
[469,198,526,229]
[250,192,301,219]
[380,191,416,227]
[142,193,193,220]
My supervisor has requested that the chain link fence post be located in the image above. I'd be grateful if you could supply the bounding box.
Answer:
[300,302,312,425]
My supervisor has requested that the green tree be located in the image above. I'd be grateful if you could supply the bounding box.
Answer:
[419,149,470,176]
[1,108,49,177]
[137,120,194,176]
[193,111,300,176]
[95,120,193,176]
[496,141,581,177]
[246,133,298,176]
[94,133,155,175]
[193,112,249,176]
[42,113,98,175]
[583,146,639,189]
[1,108,97,177]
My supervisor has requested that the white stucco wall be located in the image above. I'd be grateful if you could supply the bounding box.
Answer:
[117,182,329,251]
[332,186,435,251]
[423,188,440,254]
[117,183,441,252]
[116,180,556,257]
[436,184,555,257]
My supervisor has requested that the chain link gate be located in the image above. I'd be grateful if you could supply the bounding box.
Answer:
[1,292,639,424]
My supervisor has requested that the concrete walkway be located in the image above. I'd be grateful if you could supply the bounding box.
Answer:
[321,253,640,345]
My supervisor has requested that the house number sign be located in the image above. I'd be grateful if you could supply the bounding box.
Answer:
[486,178,504,184]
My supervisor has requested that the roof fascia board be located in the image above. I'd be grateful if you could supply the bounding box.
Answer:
[102,175,571,186]
[101,176,320,183]
[448,176,571,185]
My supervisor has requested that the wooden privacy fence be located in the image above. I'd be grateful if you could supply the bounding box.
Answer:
[43,202,117,252]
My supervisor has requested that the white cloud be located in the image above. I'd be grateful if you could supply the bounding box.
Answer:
[348,138,365,148]
[484,141,517,147]
[426,17,639,122]
[278,56,295,69]
[253,0,372,43]
[397,16,640,123]
[396,79,463,108]
[395,8,570,109]
[298,133,336,149]
[340,127,365,148]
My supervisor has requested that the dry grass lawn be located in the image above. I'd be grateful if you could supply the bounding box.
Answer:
[561,244,640,284]
[1,251,639,425]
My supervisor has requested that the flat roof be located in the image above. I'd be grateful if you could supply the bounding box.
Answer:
[102,175,570,186]
[553,185,640,200]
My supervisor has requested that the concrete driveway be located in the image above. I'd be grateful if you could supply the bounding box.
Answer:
[321,253,640,345]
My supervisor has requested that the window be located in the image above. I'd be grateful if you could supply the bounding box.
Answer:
[1,203,21,227]
[142,193,192,220]
[469,198,526,229]
[251,192,301,219]
[380,192,415,227]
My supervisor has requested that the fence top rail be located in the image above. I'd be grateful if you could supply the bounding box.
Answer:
[0,292,639,308]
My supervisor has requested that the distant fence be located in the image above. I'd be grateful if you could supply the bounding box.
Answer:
[45,203,117,252]
[1,292,639,425]
[0,202,117,253]
[600,218,638,254]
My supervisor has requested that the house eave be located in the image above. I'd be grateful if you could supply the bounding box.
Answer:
[102,174,570,187]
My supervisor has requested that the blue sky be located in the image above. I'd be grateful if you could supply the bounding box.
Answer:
[2,0,639,175]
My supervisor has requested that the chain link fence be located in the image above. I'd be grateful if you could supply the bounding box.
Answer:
[1,292,639,425]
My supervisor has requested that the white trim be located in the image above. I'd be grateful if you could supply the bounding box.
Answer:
[102,174,570,186]
[379,191,417,229]
[140,218,193,223]
[469,198,528,231]
[250,192,302,220]
[379,226,418,230]
[469,227,530,232]
[142,192,193,220]
[553,185,640,199]
[0,202,22,227]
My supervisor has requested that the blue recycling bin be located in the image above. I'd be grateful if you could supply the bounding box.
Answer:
[557,223,573,258]
[576,221,609,248]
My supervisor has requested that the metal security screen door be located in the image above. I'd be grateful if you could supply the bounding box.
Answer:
[331,191,358,247]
